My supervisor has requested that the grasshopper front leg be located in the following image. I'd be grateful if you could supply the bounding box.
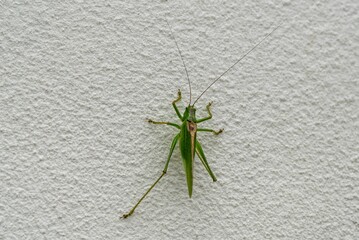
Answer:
[195,101,214,123]
[146,90,183,127]
[172,89,183,121]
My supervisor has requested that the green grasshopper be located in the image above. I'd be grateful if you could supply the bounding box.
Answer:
[122,20,281,219]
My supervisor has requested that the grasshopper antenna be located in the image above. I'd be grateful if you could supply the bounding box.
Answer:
[193,23,282,106]
[165,18,192,106]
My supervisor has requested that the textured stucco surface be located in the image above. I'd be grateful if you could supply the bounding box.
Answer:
[1,0,358,239]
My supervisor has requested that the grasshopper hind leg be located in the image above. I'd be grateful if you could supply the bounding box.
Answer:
[195,140,217,182]
[121,133,180,219]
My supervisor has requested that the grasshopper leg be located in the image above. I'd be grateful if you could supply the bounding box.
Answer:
[195,101,214,123]
[146,119,180,129]
[195,140,217,182]
[121,133,180,219]
[172,89,183,120]
[197,128,224,135]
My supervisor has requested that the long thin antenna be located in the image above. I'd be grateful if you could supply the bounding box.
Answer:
[165,18,192,105]
[192,23,282,106]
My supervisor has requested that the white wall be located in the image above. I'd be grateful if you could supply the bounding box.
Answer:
[1,1,358,239]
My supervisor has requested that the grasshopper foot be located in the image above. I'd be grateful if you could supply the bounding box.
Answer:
[121,210,134,219]
[173,89,182,104]
[214,128,224,135]
[146,118,154,123]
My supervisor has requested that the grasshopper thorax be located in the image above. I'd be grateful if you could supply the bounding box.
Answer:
[183,105,196,122]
